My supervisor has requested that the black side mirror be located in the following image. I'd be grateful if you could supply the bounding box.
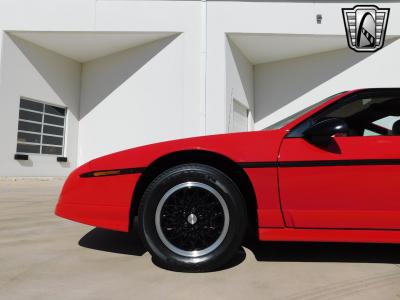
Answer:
[303,118,348,143]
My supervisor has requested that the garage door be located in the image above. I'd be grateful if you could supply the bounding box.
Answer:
[231,100,249,132]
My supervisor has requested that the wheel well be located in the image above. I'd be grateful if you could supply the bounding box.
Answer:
[130,150,258,230]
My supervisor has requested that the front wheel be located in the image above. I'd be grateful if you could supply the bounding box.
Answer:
[138,163,247,272]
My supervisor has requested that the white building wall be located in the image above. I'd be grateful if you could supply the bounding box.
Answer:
[206,1,320,134]
[225,38,254,132]
[95,1,203,138]
[79,34,185,164]
[77,0,203,163]
[0,33,81,177]
[0,1,400,176]
[206,1,400,134]
[0,0,95,31]
[254,39,400,129]
[0,0,203,174]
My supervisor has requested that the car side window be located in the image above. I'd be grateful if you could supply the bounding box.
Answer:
[288,92,400,138]
[364,116,400,136]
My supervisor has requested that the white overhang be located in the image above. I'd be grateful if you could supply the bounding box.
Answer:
[8,31,178,62]
[228,33,351,65]
[228,33,399,65]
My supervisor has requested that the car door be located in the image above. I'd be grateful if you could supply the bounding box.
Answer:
[278,91,400,230]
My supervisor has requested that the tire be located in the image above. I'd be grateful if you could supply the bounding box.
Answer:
[138,163,247,272]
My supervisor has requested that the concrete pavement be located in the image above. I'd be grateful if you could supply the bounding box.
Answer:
[1,179,400,300]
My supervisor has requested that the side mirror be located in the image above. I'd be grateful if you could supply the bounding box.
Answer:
[303,118,348,141]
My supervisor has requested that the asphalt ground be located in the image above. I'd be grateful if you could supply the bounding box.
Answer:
[1,179,400,300]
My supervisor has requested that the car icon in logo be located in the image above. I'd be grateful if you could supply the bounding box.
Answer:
[342,5,390,52]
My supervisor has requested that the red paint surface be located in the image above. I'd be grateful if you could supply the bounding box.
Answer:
[87,129,285,171]
[55,165,140,231]
[244,168,284,228]
[55,89,400,244]
[279,136,400,230]
[56,130,285,232]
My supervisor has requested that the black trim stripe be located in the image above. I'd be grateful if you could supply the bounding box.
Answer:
[239,159,400,169]
[281,159,400,167]
[80,167,146,178]
[81,158,400,177]
[238,162,278,168]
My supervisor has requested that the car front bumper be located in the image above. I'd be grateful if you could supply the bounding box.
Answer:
[55,164,141,232]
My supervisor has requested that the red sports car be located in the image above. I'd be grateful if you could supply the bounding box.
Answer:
[56,88,400,271]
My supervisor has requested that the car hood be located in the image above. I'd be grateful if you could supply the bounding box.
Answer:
[84,130,285,172]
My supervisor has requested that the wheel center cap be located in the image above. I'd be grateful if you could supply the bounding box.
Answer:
[187,213,198,225]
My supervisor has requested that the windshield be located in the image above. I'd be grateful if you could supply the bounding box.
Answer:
[264,92,346,130]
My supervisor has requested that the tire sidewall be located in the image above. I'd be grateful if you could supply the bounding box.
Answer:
[139,164,247,272]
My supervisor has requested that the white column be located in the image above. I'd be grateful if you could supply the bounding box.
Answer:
[200,0,207,135]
